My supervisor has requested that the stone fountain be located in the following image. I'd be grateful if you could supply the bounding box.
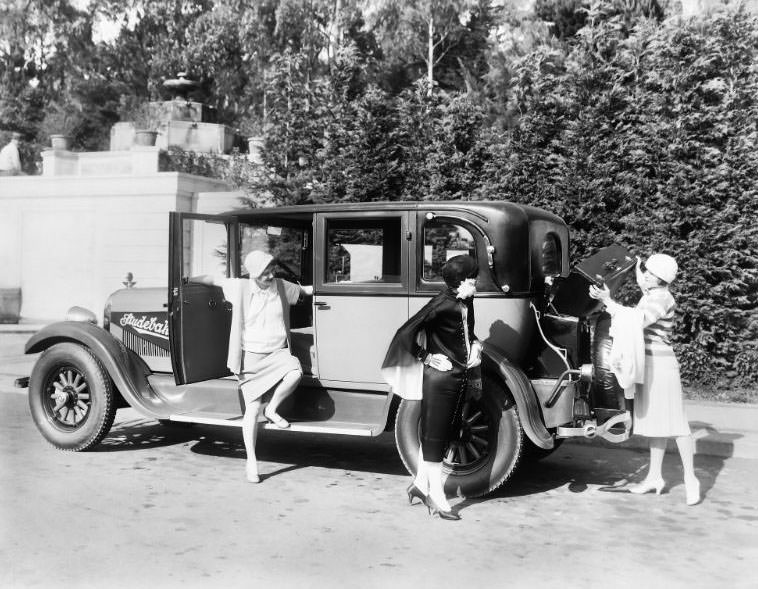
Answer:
[110,73,235,154]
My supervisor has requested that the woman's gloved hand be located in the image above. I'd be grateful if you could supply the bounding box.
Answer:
[589,283,611,302]
[467,341,482,368]
[424,353,452,372]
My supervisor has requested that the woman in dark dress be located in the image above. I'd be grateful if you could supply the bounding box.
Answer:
[382,255,482,520]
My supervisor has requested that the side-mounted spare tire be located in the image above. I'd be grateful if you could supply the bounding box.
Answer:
[28,342,117,451]
[394,373,524,498]
[591,312,626,411]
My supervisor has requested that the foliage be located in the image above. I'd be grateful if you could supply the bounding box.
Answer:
[534,0,589,39]
[477,9,758,385]
[534,0,665,40]
[368,0,492,93]
[160,147,271,204]
[1,1,756,389]
[38,101,82,138]
[119,97,162,131]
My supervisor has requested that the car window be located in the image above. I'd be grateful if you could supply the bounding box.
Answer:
[182,218,228,279]
[422,221,477,282]
[325,218,402,284]
[239,223,310,283]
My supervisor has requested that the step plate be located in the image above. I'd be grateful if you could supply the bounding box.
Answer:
[167,413,375,436]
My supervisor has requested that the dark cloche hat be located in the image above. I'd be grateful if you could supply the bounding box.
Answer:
[442,255,479,289]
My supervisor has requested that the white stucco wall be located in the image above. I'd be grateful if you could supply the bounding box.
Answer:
[0,172,233,321]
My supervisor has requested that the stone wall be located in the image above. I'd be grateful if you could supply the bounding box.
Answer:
[0,163,235,321]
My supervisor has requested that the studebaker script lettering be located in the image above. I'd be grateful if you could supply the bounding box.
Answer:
[118,313,169,340]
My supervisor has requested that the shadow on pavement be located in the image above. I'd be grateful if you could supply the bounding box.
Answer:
[456,442,728,514]
[97,418,199,451]
[97,416,729,504]
[190,428,408,477]
[689,420,743,458]
[98,418,408,477]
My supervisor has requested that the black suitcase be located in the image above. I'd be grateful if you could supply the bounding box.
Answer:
[551,245,636,317]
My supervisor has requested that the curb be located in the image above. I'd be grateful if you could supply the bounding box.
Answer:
[563,431,757,460]
[563,400,758,460]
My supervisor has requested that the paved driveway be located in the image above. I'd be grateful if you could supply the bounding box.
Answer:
[1,389,756,589]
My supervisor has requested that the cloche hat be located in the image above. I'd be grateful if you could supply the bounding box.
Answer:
[442,255,479,289]
[645,253,678,284]
[244,250,274,278]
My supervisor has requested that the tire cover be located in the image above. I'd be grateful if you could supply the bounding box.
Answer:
[591,312,625,410]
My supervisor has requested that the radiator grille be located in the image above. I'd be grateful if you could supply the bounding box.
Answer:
[122,330,170,358]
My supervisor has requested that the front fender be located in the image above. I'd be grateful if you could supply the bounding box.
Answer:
[482,344,554,450]
[25,321,167,419]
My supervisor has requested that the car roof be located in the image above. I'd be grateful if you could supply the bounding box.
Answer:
[219,200,565,226]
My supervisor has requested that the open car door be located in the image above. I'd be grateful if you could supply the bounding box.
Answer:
[169,212,238,385]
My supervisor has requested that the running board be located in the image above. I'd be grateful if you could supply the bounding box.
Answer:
[167,413,376,436]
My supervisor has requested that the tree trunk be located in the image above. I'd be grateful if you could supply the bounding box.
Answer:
[328,0,343,66]
[427,14,434,95]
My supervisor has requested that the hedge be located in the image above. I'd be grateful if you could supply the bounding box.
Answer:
[172,10,758,387]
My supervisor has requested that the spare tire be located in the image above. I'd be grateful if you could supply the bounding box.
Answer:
[591,312,625,411]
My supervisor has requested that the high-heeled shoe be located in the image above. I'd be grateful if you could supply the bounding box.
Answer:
[425,495,461,520]
[246,464,260,484]
[628,477,665,495]
[685,477,701,506]
[406,483,426,505]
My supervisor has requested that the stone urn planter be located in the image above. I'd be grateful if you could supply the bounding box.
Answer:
[49,134,72,150]
[134,130,158,146]
[0,288,22,324]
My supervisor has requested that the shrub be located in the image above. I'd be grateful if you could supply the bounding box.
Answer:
[479,9,758,386]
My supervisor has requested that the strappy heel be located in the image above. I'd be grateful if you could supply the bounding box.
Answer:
[406,483,426,505]
[425,495,461,520]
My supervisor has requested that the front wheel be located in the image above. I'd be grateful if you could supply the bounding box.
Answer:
[394,374,524,498]
[28,343,116,451]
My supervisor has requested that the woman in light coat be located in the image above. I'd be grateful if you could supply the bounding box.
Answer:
[590,253,700,505]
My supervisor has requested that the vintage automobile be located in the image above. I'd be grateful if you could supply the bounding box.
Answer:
[20,201,636,497]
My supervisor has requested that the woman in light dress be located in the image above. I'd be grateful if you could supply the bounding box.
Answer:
[196,250,312,483]
[590,253,701,506]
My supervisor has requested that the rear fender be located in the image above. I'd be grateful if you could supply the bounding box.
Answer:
[25,321,167,419]
[482,344,554,450]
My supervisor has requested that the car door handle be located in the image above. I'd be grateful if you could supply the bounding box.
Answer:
[314,301,330,310]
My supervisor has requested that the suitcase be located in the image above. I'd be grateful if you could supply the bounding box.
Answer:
[550,245,636,317]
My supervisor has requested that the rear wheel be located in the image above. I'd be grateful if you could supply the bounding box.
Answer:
[394,373,524,498]
[28,343,116,451]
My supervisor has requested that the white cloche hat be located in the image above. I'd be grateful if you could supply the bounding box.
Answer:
[645,253,678,284]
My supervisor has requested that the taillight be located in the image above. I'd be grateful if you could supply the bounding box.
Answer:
[541,233,561,277]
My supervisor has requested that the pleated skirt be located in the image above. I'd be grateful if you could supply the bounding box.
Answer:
[633,352,691,437]
[238,348,302,404]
